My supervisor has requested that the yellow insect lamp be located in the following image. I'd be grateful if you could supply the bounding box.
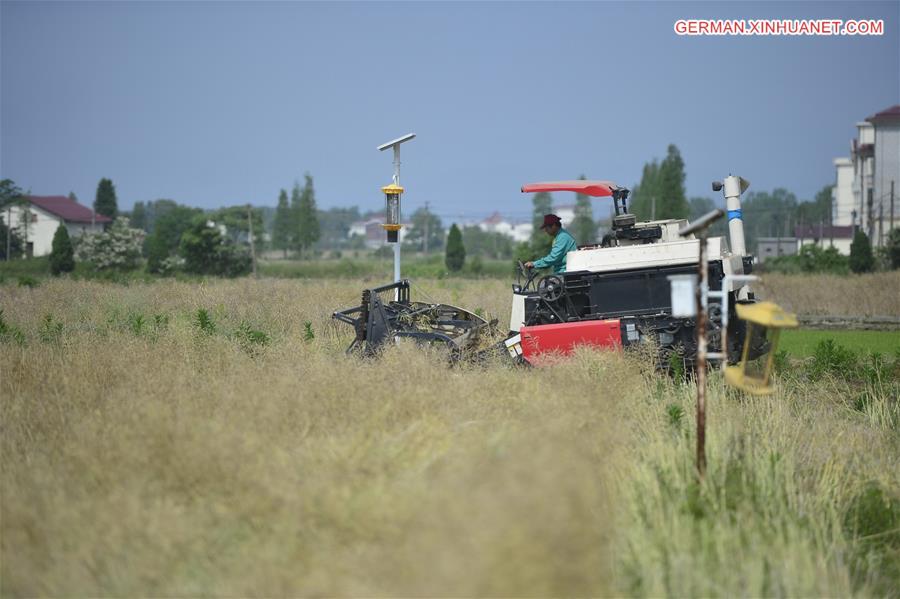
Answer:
[381,184,403,243]
[725,301,798,395]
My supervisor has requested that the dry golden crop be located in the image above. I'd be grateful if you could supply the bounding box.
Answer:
[757,271,900,316]
[2,278,898,597]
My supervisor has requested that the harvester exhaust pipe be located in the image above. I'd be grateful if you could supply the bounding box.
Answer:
[713,175,750,256]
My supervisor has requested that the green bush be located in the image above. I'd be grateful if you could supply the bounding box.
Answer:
[0,309,26,345]
[49,225,75,275]
[234,321,270,354]
[445,224,466,272]
[849,230,875,274]
[765,244,848,275]
[38,314,63,344]
[193,308,216,335]
[886,228,900,270]
[179,217,251,277]
[843,482,900,595]
[808,338,858,381]
[75,217,144,271]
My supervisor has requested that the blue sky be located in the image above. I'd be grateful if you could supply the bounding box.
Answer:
[1,1,897,222]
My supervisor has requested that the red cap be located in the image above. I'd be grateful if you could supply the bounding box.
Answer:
[540,214,562,230]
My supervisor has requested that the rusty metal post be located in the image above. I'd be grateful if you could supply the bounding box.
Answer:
[678,206,727,480]
[695,231,708,478]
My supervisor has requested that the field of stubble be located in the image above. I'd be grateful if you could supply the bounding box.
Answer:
[1,276,899,597]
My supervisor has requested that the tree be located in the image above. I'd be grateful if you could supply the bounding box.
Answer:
[130,201,147,231]
[0,218,22,260]
[1,179,25,260]
[887,228,900,270]
[179,216,251,277]
[445,223,466,271]
[849,230,875,274]
[462,225,513,259]
[49,224,75,275]
[655,145,689,220]
[75,217,144,270]
[290,181,302,251]
[571,174,596,245]
[94,178,118,219]
[144,203,202,272]
[404,206,444,252]
[317,206,362,250]
[689,197,726,237]
[296,174,321,256]
[272,189,293,257]
[795,185,833,227]
[210,205,264,245]
[630,145,689,221]
[629,160,660,220]
[741,188,799,251]
[530,191,553,257]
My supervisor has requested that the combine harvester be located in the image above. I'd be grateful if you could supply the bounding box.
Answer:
[334,174,761,368]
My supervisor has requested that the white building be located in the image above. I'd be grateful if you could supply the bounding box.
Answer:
[1,195,111,257]
[794,224,855,256]
[833,104,900,245]
[347,218,410,248]
[832,157,855,226]
[478,212,532,243]
[554,204,577,227]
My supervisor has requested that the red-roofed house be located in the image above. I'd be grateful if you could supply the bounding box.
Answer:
[1,195,111,257]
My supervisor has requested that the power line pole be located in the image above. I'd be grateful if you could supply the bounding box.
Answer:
[891,180,895,236]
[878,202,884,247]
[247,204,257,278]
[423,201,430,254]
[829,195,834,248]
[5,206,10,261]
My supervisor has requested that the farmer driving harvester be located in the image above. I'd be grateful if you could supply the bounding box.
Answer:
[525,214,578,274]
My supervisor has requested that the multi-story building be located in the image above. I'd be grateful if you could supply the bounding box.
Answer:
[834,104,900,245]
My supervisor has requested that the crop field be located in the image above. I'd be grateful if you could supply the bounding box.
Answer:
[2,276,899,597]
[780,329,900,357]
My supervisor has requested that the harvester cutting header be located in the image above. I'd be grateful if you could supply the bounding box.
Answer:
[333,136,764,370]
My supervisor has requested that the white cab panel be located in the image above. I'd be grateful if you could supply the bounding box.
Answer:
[567,237,728,273]
[509,293,527,332]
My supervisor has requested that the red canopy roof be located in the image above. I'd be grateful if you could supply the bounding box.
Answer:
[27,195,112,224]
[521,180,620,197]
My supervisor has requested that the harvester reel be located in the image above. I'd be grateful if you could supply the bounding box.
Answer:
[537,275,565,303]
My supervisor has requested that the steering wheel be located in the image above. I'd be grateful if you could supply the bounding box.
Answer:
[517,260,539,292]
[537,275,564,303]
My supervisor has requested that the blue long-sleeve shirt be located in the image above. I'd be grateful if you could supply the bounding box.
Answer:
[533,228,577,273]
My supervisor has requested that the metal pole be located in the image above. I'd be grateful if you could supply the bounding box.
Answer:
[696,232,708,479]
[247,204,257,278]
[830,196,834,248]
[393,146,401,284]
[5,207,10,261]
[879,202,884,247]
[888,181,894,235]
[423,201,430,254]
